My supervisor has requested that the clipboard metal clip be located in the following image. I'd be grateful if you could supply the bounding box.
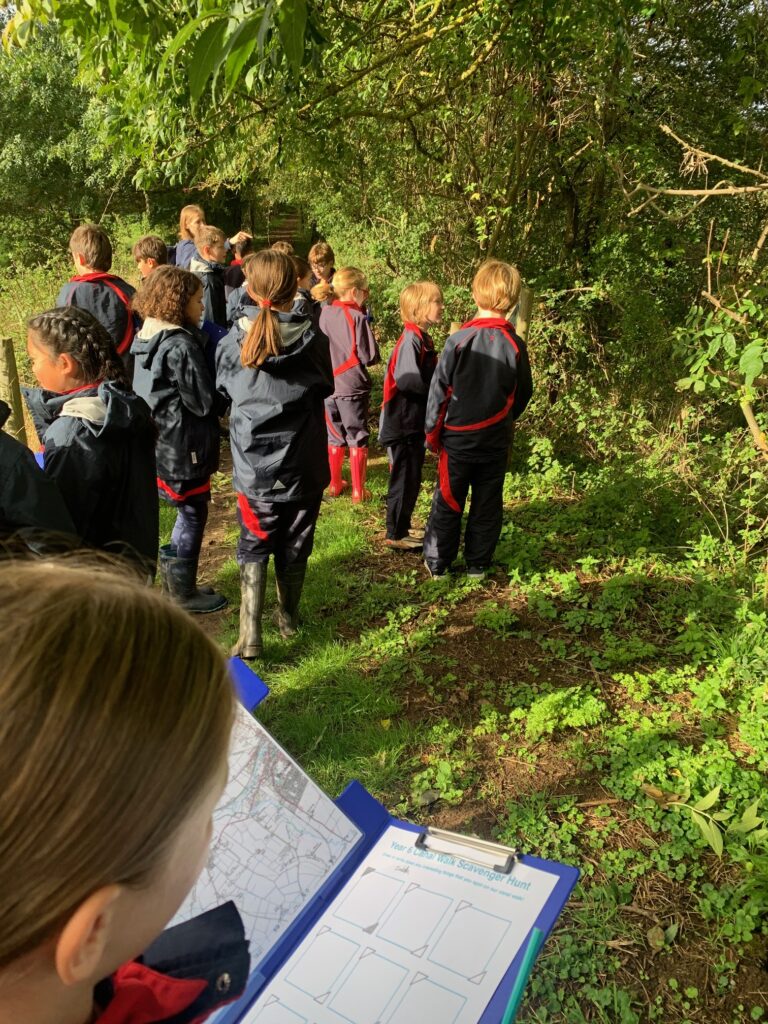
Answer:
[415,827,519,875]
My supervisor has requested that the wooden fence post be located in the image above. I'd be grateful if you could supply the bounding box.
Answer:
[0,337,27,446]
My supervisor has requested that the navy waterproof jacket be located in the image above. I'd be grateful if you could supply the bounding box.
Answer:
[95,902,249,1024]
[23,381,159,569]
[318,300,380,398]
[190,256,228,327]
[131,319,221,491]
[378,323,437,446]
[216,310,334,502]
[425,317,533,461]
[0,400,76,539]
[56,273,137,357]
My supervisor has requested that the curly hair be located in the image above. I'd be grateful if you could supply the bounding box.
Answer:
[133,266,202,327]
[27,307,128,389]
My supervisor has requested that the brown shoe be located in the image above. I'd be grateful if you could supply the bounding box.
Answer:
[385,536,423,551]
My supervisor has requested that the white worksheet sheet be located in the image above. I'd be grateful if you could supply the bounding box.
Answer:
[171,707,362,962]
[240,824,558,1024]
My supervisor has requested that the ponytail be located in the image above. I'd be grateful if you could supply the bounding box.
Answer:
[241,306,283,369]
[240,250,297,370]
[27,307,129,389]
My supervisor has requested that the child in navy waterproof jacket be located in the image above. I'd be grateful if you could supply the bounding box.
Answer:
[132,266,226,613]
[0,559,250,1024]
[172,203,251,269]
[56,223,136,364]
[314,267,380,502]
[423,260,533,578]
[190,225,229,328]
[23,306,158,575]
[216,250,334,659]
[0,399,76,542]
[379,281,443,550]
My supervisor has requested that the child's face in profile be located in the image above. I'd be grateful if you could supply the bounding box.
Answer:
[424,295,444,326]
[27,331,81,393]
[298,270,313,291]
[185,286,204,327]
[136,257,157,279]
[204,240,228,265]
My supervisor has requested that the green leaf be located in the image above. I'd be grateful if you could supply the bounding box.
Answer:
[188,17,230,103]
[739,343,764,386]
[276,0,307,77]
[692,785,721,812]
[159,12,220,81]
[730,799,764,833]
[690,810,723,856]
[224,12,263,92]
[676,377,694,390]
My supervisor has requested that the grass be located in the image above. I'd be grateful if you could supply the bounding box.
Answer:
[196,429,768,1023]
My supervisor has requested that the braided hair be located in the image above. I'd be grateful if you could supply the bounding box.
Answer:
[27,307,129,390]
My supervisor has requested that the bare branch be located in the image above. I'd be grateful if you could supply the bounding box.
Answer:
[701,290,747,325]
[660,124,768,182]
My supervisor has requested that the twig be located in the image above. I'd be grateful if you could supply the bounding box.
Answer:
[700,290,747,325]
[660,124,768,182]
[740,398,768,461]
[706,220,714,294]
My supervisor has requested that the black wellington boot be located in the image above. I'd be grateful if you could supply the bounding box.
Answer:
[165,553,228,614]
[274,562,307,638]
[231,562,268,659]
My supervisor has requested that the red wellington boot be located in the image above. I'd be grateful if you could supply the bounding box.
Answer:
[327,445,348,496]
[350,446,372,503]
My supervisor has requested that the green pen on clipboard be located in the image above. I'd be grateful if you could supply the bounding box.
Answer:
[500,926,545,1024]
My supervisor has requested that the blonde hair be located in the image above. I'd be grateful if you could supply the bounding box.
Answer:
[69,224,112,272]
[241,250,297,369]
[196,225,226,252]
[400,281,442,325]
[311,266,367,304]
[178,204,205,241]
[472,260,521,314]
[308,241,334,266]
[0,557,234,969]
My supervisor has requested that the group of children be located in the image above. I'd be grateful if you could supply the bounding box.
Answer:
[0,207,535,1024]
[1,206,532,657]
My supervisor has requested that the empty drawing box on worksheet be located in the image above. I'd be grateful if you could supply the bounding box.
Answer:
[176,659,579,1024]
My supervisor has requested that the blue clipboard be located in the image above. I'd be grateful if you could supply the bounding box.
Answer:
[215,770,579,1024]
[229,656,269,713]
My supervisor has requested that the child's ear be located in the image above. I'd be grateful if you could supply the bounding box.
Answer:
[54,885,121,986]
[58,352,80,380]
[74,252,87,270]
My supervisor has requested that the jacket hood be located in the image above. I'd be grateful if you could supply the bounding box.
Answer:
[235,310,315,366]
[190,255,226,274]
[23,381,152,438]
[0,400,9,430]
[131,320,197,367]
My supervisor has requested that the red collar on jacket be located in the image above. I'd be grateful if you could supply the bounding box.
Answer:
[460,316,513,331]
[332,299,364,314]
[402,321,424,338]
[230,258,243,266]
[69,272,120,284]
[95,961,207,1024]
[59,379,103,396]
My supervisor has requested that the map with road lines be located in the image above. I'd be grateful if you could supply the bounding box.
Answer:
[172,707,362,962]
